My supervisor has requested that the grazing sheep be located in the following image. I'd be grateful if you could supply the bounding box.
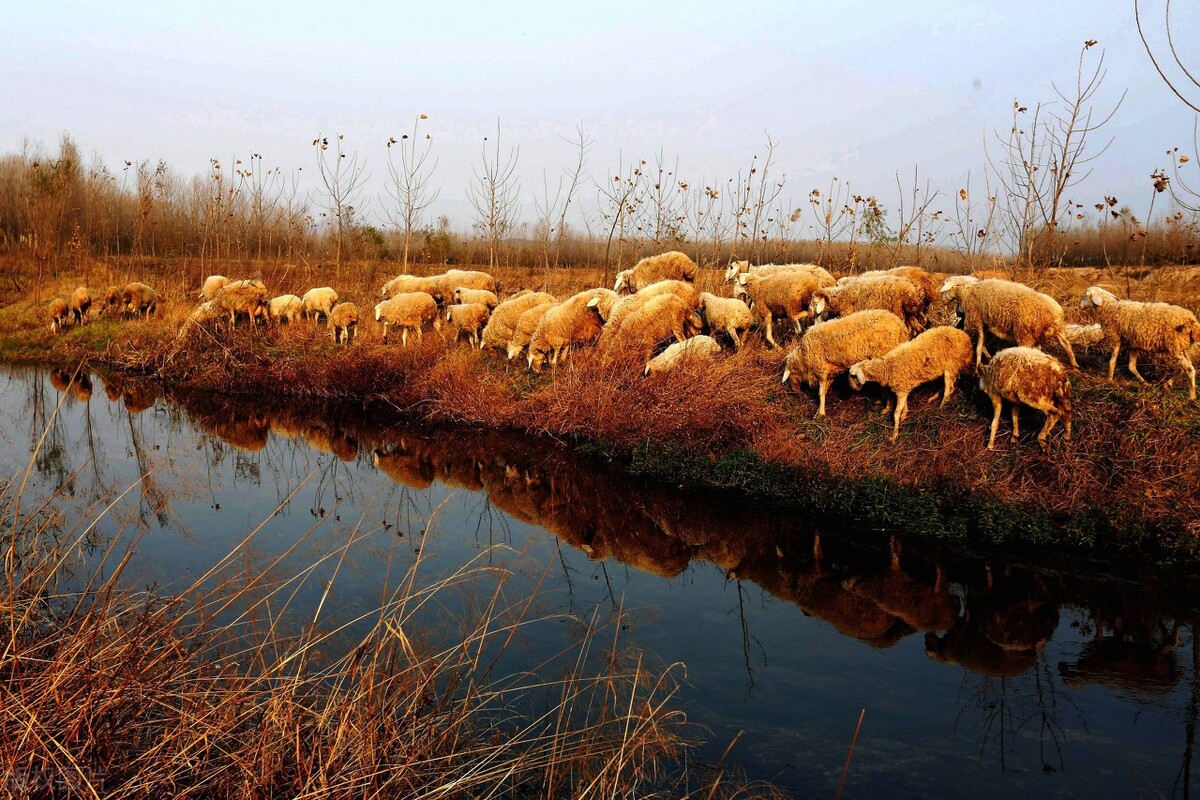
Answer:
[644,334,721,376]
[697,292,754,349]
[452,287,500,309]
[374,291,441,346]
[482,291,558,352]
[302,287,339,325]
[724,260,836,287]
[68,286,92,325]
[940,276,1078,369]
[199,274,231,301]
[121,282,157,318]
[734,270,831,348]
[977,346,1072,450]
[213,280,268,326]
[847,326,975,440]
[810,275,926,334]
[528,290,612,372]
[268,294,303,324]
[1079,286,1200,400]
[605,294,704,357]
[782,310,910,416]
[446,302,491,348]
[48,298,70,333]
[612,251,698,293]
[507,302,556,360]
[328,302,359,345]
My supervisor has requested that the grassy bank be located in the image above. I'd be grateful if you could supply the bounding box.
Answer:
[3,260,1200,563]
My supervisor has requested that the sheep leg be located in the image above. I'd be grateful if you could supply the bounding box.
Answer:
[1127,353,1149,384]
[1037,410,1060,448]
[1055,331,1079,368]
[987,396,1003,450]
[1177,352,1197,400]
[816,378,830,417]
[889,392,909,442]
[1107,341,1121,380]
[1010,404,1021,442]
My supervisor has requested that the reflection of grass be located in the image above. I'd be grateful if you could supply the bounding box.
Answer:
[1,442,772,797]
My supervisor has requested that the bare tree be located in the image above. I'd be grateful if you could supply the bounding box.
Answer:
[987,41,1125,267]
[313,133,368,273]
[468,121,521,270]
[385,114,439,271]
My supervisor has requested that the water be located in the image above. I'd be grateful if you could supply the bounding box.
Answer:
[5,364,1200,798]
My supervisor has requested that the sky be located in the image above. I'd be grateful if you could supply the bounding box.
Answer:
[4,0,1200,237]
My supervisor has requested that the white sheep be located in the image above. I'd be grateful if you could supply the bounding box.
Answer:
[48,298,70,333]
[268,294,303,324]
[734,270,831,348]
[940,276,1078,369]
[977,346,1072,450]
[302,287,339,325]
[374,292,441,346]
[697,292,754,349]
[847,326,975,440]
[782,310,910,416]
[507,302,556,360]
[68,286,92,325]
[612,251,698,293]
[446,302,491,348]
[452,287,500,309]
[528,289,610,372]
[482,292,558,352]
[644,335,721,376]
[328,302,359,345]
[810,275,926,334]
[1079,286,1200,400]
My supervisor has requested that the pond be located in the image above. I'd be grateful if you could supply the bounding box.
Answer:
[4,364,1198,798]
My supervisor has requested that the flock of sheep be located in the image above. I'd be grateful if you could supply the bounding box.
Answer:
[44,250,1200,450]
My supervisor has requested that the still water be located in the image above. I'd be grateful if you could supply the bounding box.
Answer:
[4,364,1199,798]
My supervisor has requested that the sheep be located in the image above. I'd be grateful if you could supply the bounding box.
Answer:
[697,293,754,349]
[268,294,303,324]
[723,260,836,287]
[482,291,558,352]
[446,302,491,348]
[528,289,612,372]
[1079,285,1200,400]
[810,275,926,335]
[68,286,92,325]
[644,334,721,376]
[604,294,704,357]
[374,292,441,346]
[48,298,70,333]
[847,326,975,440]
[781,310,910,416]
[302,287,339,325]
[734,270,831,348]
[507,302,556,360]
[121,282,157,318]
[940,276,1078,369]
[199,274,230,301]
[612,251,698,293]
[213,280,268,326]
[328,302,359,345]
[452,287,499,309]
[977,346,1072,450]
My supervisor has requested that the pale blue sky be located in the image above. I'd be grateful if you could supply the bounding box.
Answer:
[4,0,1198,235]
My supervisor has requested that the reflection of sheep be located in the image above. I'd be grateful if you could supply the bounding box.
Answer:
[612,251,698,293]
[528,290,609,372]
[848,326,974,440]
[375,292,441,346]
[121,282,157,318]
[69,286,92,324]
[605,294,703,356]
[644,335,721,376]
[445,302,491,348]
[199,274,230,301]
[49,298,70,333]
[724,260,835,286]
[782,310,910,416]
[213,280,268,326]
[977,346,1072,450]
[1079,286,1200,400]
[734,270,831,348]
[302,287,339,325]
[481,291,557,352]
[328,302,359,345]
[811,276,926,334]
[452,287,499,309]
[940,276,1077,368]
[697,293,754,349]
[268,294,303,324]
[507,302,556,360]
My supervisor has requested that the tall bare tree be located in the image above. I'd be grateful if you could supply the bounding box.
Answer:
[468,121,521,269]
[385,114,439,271]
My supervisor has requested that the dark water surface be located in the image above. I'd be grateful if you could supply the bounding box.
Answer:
[5,364,1200,799]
